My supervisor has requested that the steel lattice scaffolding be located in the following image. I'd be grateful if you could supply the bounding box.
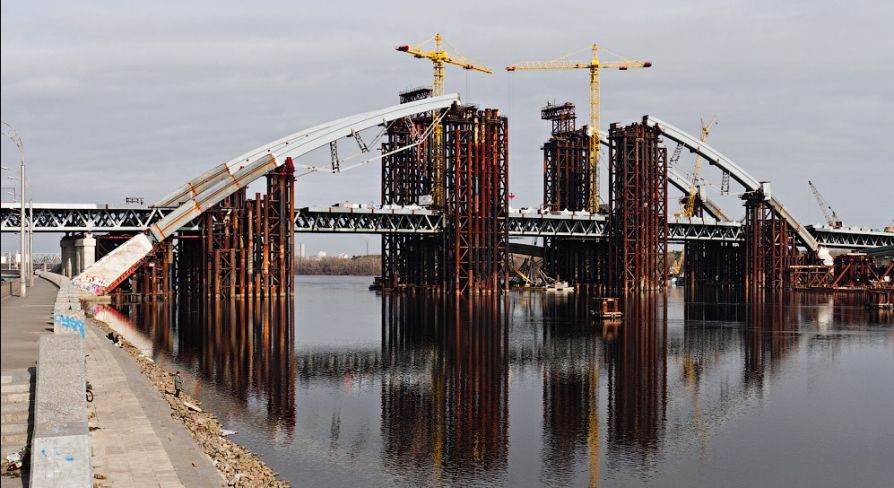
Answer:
[443,105,510,294]
[607,119,668,293]
[381,90,442,291]
[381,94,509,295]
[743,189,798,289]
[542,102,591,212]
[187,158,296,300]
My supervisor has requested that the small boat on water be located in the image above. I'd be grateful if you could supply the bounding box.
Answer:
[545,280,573,292]
[369,276,383,291]
[591,297,623,320]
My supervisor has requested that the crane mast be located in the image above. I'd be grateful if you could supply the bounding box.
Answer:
[808,180,843,228]
[682,116,718,217]
[396,33,492,208]
[506,44,651,212]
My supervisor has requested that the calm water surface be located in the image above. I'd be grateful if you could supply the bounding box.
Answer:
[110,276,894,487]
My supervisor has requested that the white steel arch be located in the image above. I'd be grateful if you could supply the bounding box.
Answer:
[596,132,729,221]
[644,116,818,252]
[74,94,460,295]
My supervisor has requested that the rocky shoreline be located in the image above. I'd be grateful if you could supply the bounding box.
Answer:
[89,318,290,487]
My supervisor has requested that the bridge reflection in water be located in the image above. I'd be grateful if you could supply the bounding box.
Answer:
[103,279,893,487]
[381,295,509,480]
[114,298,297,432]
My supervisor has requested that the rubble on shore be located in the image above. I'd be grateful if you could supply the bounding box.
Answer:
[90,319,290,487]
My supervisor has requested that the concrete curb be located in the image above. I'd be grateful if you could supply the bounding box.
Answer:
[29,272,92,486]
[30,334,91,487]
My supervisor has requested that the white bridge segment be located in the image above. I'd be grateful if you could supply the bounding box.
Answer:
[155,112,362,207]
[155,94,459,207]
[644,116,819,253]
[74,94,461,295]
[148,153,279,241]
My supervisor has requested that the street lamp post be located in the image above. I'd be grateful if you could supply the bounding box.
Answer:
[2,122,27,297]
[28,199,34,286]
[19,158,25,296]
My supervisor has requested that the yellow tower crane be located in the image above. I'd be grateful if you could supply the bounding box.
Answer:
[396,33,493,207]
[506,44,652,212]
[682,116,718,217]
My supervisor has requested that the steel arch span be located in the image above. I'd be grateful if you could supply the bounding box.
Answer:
[72,94,461,295]
[596,132,728,221]
[644,116,819,252]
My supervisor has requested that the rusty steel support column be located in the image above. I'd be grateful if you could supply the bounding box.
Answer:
[380,93,508,295]
[540,102,607,287]
[607,119,668,293]
[443,105,509,295]
[266,157,296,298]
[381,89,439,292]
[743,189,797,289]
[542,102,590,213]
[179,162,294,302]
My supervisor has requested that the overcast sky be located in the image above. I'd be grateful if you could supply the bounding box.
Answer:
[2,0,892,255]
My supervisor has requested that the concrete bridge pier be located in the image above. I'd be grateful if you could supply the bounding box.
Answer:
[73,233,96,276]
[61,236,75,277]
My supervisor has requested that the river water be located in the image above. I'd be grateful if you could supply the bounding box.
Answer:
[106,276,894,487]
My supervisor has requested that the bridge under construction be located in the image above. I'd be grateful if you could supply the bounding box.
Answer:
[1,57,892,300]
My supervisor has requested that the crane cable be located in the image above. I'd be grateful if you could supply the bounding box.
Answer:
[294,108,449,179]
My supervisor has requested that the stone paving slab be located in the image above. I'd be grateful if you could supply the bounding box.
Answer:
[1,278,58,372]
[84,321,223,487]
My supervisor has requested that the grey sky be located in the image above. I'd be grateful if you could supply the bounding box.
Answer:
[2,0,892,255]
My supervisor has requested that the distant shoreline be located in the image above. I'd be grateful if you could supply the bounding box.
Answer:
[295,255,379,276]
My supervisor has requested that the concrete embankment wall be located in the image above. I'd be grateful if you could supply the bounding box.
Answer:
[31,272,92,487]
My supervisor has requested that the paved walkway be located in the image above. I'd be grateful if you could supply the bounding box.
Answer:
[1,278,55,488]
[85,321,223,487]
[1,278,56,372]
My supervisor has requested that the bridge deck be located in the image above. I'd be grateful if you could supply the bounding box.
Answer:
[2,203,892,249]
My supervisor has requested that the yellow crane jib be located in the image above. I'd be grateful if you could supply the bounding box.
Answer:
[395,33,493,208]
[506,44,652,212]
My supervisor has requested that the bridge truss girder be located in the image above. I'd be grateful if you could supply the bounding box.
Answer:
[3,205,891,250]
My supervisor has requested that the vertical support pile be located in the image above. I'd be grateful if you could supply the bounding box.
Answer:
[187,158,295,300]
[607,119,668,293]
[540,102,608,286]
[541,102,590,212]
[381,91,509,295]
[381,88,443,291]
[743,189,797,289]
[130,240,174,301]
[544,240,609,286]
[443,105,510,294]
[266,160,296,297]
